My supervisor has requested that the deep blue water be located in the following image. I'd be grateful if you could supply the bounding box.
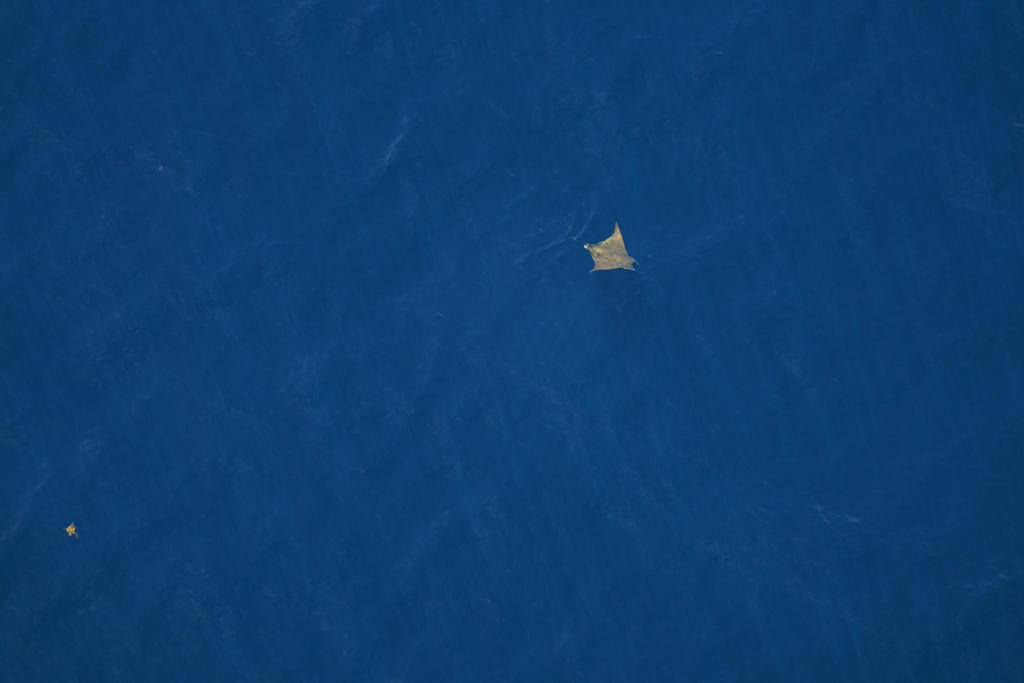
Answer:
[3,1,1024,680]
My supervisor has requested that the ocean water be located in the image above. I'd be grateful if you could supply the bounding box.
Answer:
[2,1,1023,680]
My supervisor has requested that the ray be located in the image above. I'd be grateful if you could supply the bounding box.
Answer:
[584,222,637,272]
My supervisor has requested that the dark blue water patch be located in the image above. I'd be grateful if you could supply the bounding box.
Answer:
[2,0,1024,681]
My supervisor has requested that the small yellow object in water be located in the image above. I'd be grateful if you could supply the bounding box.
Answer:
[65,523,78,537]
[584,222,637,272]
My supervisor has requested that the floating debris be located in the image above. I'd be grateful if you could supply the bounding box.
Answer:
[65,523,78,537]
